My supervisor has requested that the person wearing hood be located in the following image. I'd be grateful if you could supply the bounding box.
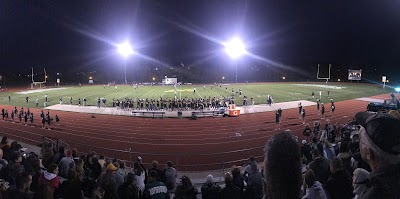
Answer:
[302,170,327,199]
[36,163,60,199]
[355,112,400,199]
[352,168,369,199]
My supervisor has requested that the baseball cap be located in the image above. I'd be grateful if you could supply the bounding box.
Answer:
[355,112,400,155]
[106,163,118,171]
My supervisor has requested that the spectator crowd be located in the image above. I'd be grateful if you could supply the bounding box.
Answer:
[0,110,399,199]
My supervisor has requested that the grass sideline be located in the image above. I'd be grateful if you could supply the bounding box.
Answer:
[0,82,392,109]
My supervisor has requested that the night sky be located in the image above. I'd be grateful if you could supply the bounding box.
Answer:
[1,0,400,83]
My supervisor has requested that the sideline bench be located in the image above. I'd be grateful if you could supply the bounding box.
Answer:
[132,111,165,118]
[191,110,223,117]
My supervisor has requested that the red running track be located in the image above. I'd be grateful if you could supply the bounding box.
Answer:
[0,95,382,171]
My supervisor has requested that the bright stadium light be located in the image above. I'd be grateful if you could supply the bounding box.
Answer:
[117,41,135,84]
[117,41,134,57]
[224,37,246,84]
[224,37,245,58]
[395,87,400,92]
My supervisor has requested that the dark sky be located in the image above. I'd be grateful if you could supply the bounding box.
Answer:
[1,0,400,82]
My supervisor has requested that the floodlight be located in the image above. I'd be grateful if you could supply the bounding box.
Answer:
[224,37,246,58]
[395,87,400,92]
[152,77,155,81]
[117,41,134,57]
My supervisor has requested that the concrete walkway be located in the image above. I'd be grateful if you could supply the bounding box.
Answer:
[45,100,316,118]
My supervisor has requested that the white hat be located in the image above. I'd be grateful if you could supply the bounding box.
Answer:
[302,140,307,144]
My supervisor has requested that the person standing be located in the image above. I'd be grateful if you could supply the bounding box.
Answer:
[69,97,72,105]
[78,98,81,107]
[25,96,29,103]
[319,91,322,99]
[298,102,303,118]
[97,98,101,108]
[301,109,306,124]
[331,104,335,116]
[275,110,281,130]
[327,90,330,98]
[321,103,325,118]
[30,113,33,125]
[83,97,87,106]
[35,98,39,108]
[311,91,315,99]
[45,94,48,103]
[59,96,62,105]
[8,94,11,102]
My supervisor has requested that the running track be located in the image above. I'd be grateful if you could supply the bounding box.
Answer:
[1,95,385,171]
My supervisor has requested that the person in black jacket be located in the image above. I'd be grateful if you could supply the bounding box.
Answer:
[201,174,221,199]
[219,172,242,199]
[324,158,353,199]
[118,173,139,199]
[174,176,198,199]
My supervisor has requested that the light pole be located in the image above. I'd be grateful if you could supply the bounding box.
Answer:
[117,41,134,84]
[224,37,245,83]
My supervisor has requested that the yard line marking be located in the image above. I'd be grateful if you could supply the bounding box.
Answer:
[140,89,156,98]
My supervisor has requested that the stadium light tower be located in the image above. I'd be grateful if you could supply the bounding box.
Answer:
[117,41,135,84]
[224,37,245,83]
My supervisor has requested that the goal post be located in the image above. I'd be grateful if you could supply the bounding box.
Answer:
[317,64,332,83]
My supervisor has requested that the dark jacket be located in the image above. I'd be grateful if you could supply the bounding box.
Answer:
[301,144,313,163]
[325,169,353,199]
[219,183,242,199]
[201,183,221,199]
[361,163,400,199]
[118,182,139,199]
[308,157,331,184]
[174,185,198,199]
[61,179,83,199]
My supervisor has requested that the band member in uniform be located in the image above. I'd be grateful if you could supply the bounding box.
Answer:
[60,96,62,105]
[301,108,306,124]
[70,97,73,105]
[26,96,29,103]
[321,103,325,118]
[36,98,39,108]
[1,109,4,120]
[275,109,281,130]
[4,110,8,120]
[55,115,60,125]
[78,98,81,107]
[30,113,33,125]
[327,90,330,98]
[97,98,101,108]
[316,99,320,112]
[41,116,46,128]
[331,104,335,116]
[83,97,87,106]
[298,102,303,118]
[24,113,28,125]
[10,111,14,122]
[8,95,10,102]
[311,91,315,99]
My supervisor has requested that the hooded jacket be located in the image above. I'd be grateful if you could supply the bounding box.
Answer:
[302,181,327,199]
[361,163,400,199]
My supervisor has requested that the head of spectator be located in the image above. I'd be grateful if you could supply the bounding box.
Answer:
[126,172,136,184]
[264,131,302,199]
[324,139,332,148]
[148,170,159,183]
[106,163,117,173]
[339,141,350,153]
[11,151,23,163]
[302,140,307,145]
[205,174,214,185]
[118,160,125,170]
[388,110,400,119]
[224,172,234,187]
[352,168,370,198]
[65,150,72,158]
[180,175,193,188]
[58,146,65,155]
[231,166,241,178]
[47,163,59,175]
[312,137,318,144]
[0,137,8,145]
[355,112,400,171]
[16,172,32,193]
[151,160,159,169]
[137,156,143,164]
[67,169,78,181]
[71,148,78,157]
[166,161,173,168]
[329,157,344,173]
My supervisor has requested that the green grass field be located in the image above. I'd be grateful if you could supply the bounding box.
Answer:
[0,82,392,108]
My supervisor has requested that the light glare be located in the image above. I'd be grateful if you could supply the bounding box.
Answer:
[117,41,134,57]
[224,37,246,58]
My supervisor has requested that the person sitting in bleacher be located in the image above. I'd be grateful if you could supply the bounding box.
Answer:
[201,174,221,199]
[264,131,302,199]
[218,172,241,199]
[174,175,198,199]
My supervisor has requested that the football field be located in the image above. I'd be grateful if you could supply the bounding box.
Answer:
[0,82,392,108]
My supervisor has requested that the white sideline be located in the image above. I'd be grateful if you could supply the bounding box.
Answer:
[15,88,67,94]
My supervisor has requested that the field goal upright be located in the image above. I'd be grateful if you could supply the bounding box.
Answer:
[31,67,47,89]
[317,64,332,84]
